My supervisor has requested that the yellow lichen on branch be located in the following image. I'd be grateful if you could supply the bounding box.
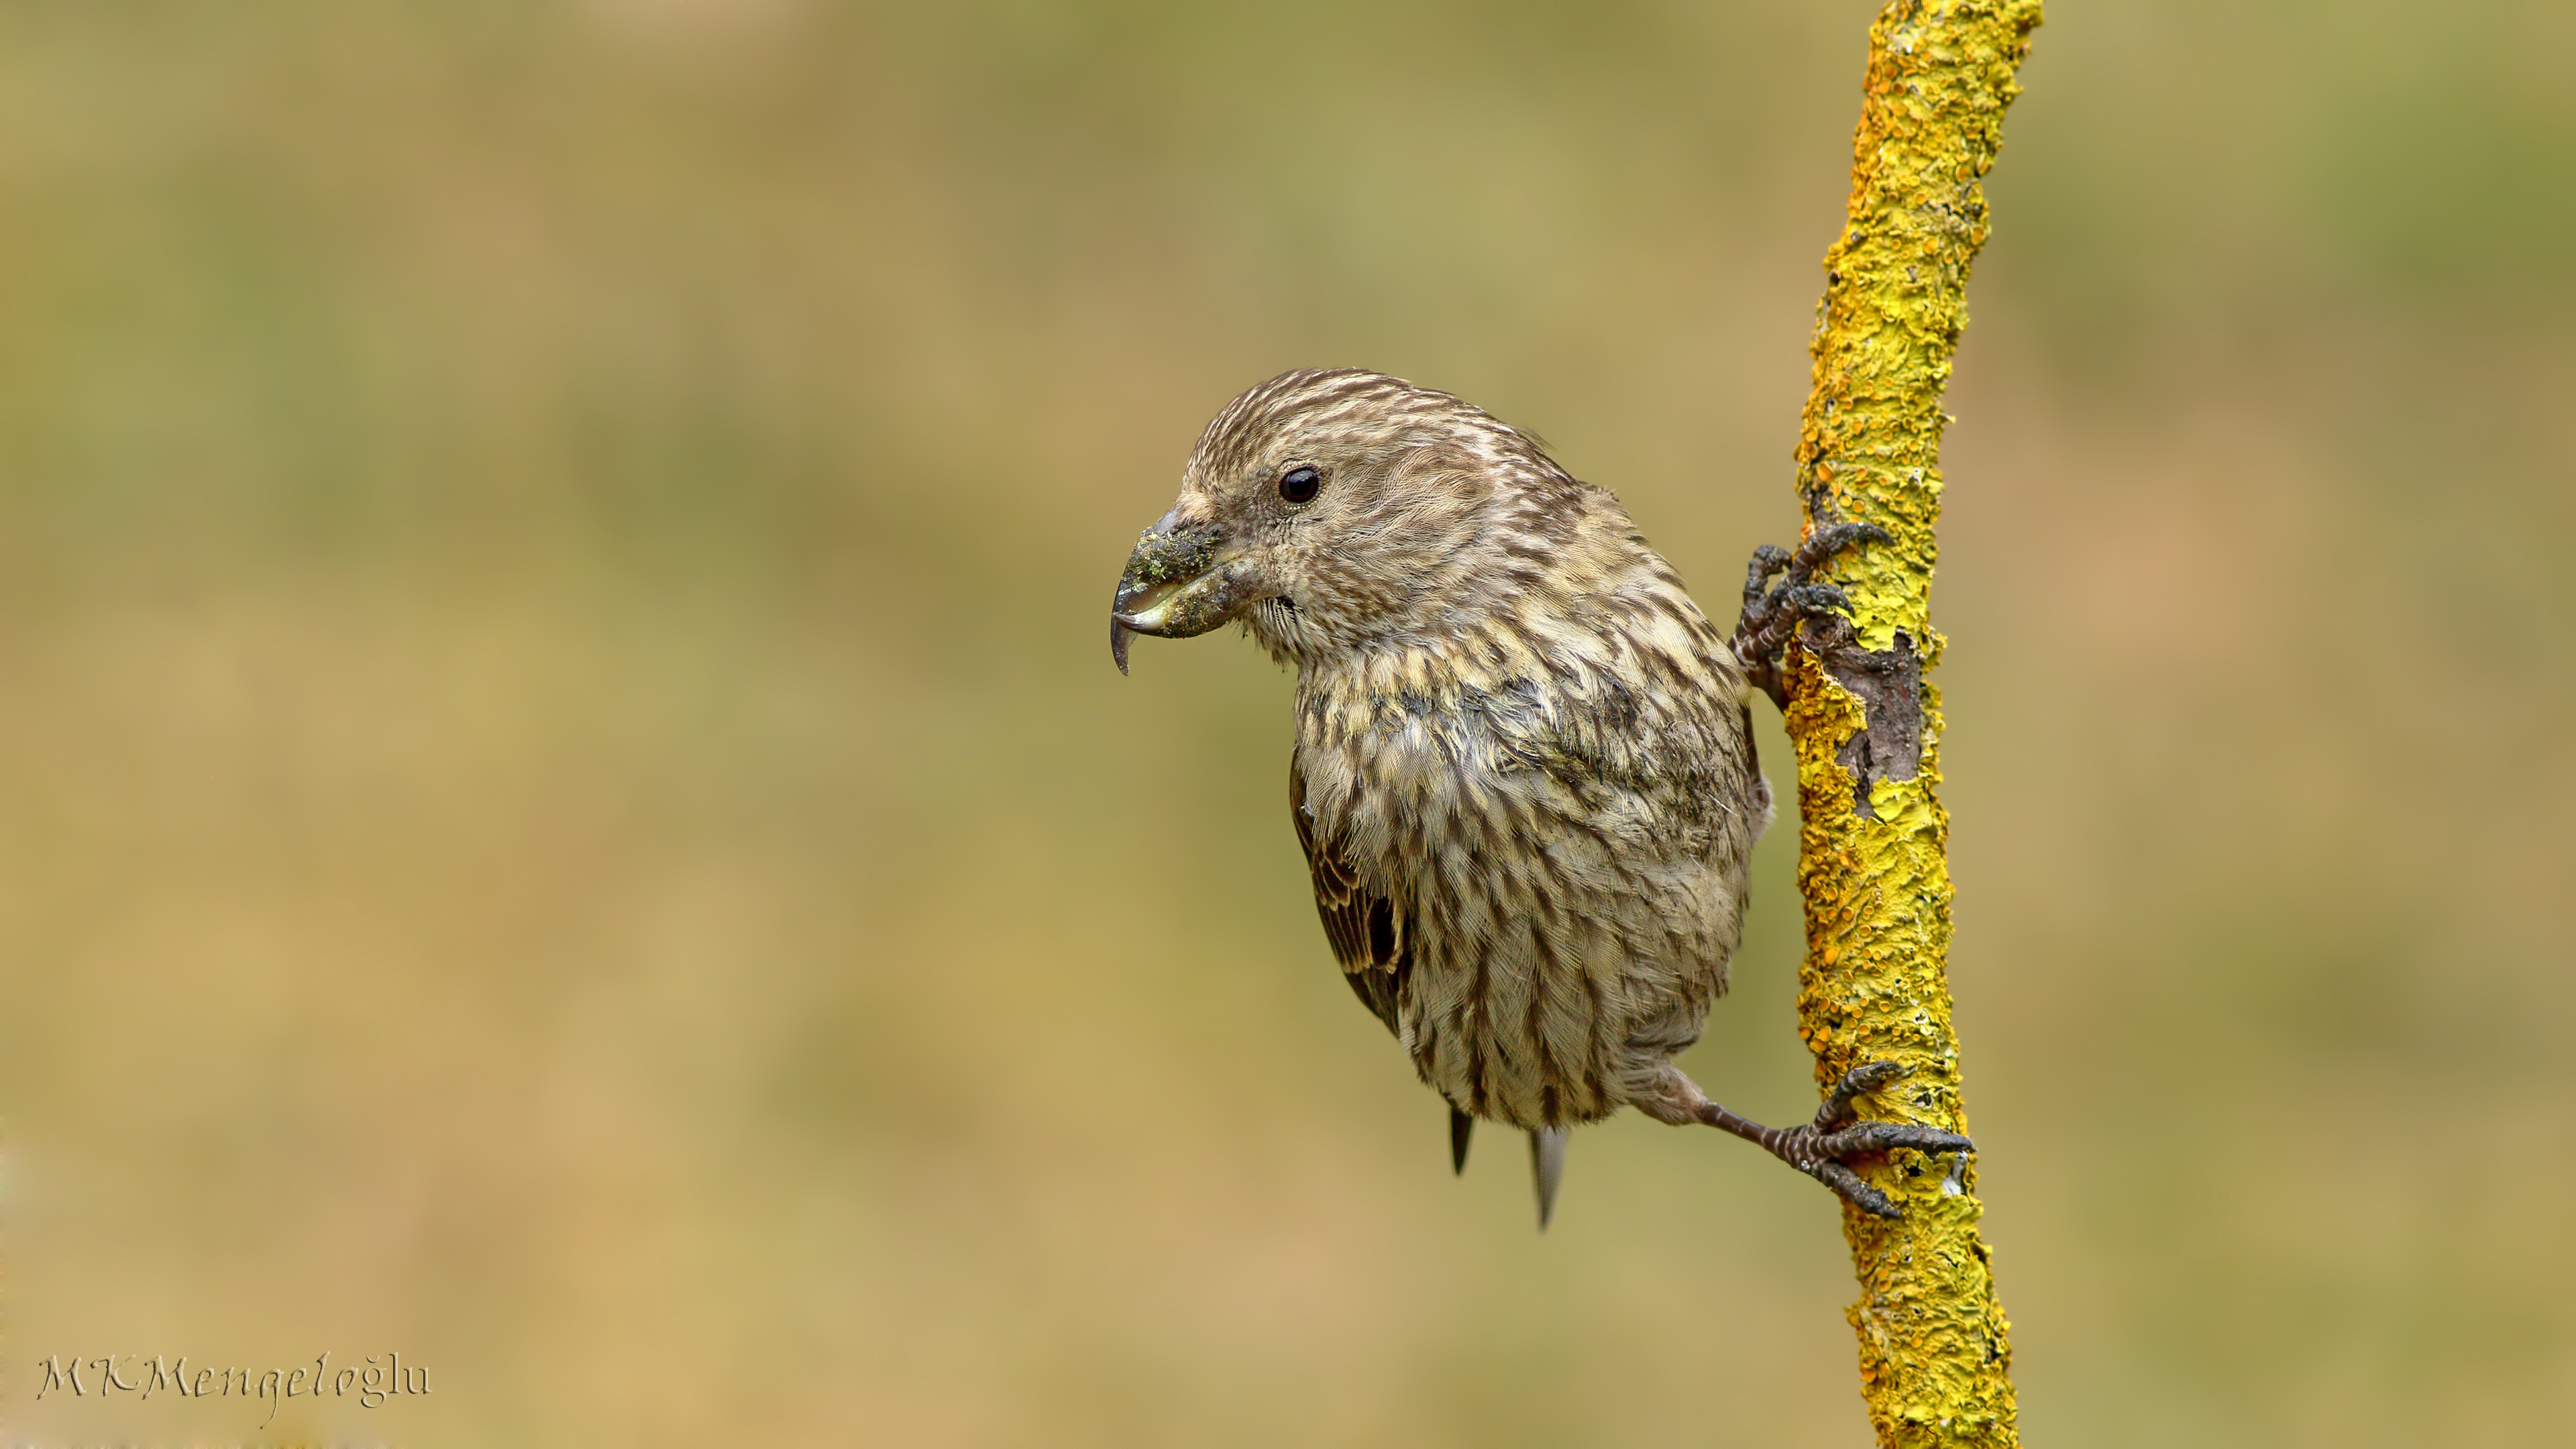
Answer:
[1780,2,2040,1446]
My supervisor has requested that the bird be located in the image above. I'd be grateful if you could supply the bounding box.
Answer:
[1109,368,1970,1228]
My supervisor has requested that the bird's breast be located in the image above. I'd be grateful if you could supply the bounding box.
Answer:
[1293,662,1743,1131]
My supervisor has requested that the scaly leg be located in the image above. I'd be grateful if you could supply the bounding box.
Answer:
[1640,1060,1972,1218]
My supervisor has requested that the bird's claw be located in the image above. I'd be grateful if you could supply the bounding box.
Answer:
[1733,521,1890,709]
[1689,1059,1971,1218]
[1781,1061,1973,1219]
[1809,1058,1895,1127]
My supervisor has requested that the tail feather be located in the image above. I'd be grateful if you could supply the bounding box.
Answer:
[1528,1128,1568,1231]
[1449,1107,1474,1175]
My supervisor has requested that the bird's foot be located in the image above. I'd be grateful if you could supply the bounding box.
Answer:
[1697,1062,1972,1219]
[1732,521,1889,710]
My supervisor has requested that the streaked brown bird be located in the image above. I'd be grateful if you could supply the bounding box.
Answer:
[1110,369,1969,1228]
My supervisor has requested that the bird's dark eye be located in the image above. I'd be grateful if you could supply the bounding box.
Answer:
[1278,466,1322,504]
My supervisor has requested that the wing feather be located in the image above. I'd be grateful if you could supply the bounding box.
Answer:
[1289,754,1409,1036]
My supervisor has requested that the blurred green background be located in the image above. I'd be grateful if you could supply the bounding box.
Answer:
[3,1,2570,1444]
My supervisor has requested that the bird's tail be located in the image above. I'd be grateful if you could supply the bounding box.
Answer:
[1528,1127,1568,1231]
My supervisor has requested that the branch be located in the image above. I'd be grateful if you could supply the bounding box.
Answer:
[1780,3,2040,1446]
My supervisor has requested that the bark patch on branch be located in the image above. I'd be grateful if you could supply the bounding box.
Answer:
[1823,629,1924,819]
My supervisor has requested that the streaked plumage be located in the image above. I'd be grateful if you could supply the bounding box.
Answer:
[1112,369,1968,1226]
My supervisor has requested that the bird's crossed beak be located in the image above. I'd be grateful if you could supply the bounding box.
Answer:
[1110,511,1257,674]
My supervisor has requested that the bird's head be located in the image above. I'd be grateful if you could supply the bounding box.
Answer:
[1110,368,1577,674]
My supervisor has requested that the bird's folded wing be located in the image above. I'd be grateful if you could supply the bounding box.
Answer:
[1289,754,1409,1036]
